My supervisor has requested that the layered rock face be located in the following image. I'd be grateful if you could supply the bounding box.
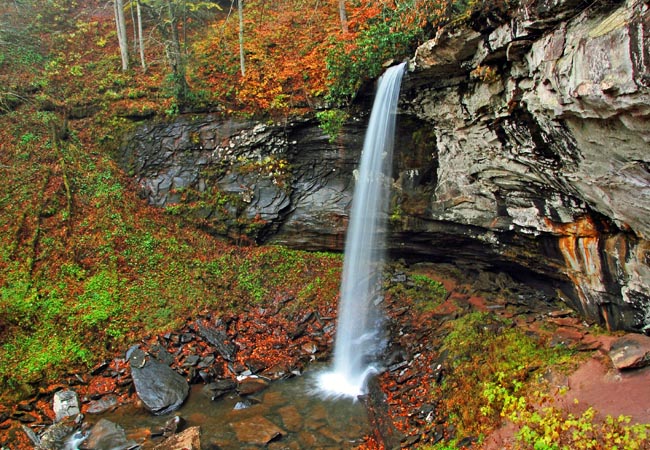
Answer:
[120,116,365,248]
[400,0,650,331]
[119,0,649,331]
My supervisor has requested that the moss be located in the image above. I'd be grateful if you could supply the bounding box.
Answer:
[386,269,448,313]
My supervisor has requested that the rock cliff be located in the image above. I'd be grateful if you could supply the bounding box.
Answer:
[400,0,650,331]
[118,0,649,331]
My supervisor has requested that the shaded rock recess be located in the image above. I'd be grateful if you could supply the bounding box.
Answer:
[119,0,650,331]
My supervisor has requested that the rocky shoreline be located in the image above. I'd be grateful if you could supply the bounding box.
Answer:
[2,263,649,449]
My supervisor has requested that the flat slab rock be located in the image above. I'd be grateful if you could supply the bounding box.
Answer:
[608,333,650,370]
[230,416,285,445]
[84,419,138,450]
[153,426,201,450]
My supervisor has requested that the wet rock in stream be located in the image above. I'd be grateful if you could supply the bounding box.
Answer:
[153,426,200,450]
[230,416,285,446]
[202,379,237,400]
[86,395,119,415]
[236,376,269,396]
[84,419,138,450]
[127,347,189,416]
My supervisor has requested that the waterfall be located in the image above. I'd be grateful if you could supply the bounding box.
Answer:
[318,62,406,398]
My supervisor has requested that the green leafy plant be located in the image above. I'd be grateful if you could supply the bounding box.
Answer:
[480,376,650,450]
[19,132,38,147]
[73,270,124,333]
[316,109,348,143]
[325,20,417,105]
[434,312,576,439]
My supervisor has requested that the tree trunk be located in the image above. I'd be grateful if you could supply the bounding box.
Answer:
[338,0,348,33]
[165,0,189,104]
[114,0,129,71]
[130,0,137,53]
[238,0,245,76]
[136,0,146,71]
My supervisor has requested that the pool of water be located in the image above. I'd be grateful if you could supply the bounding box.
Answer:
[89,368,371,449]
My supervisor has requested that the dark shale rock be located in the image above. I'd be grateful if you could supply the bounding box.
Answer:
[202,379,237,401]
[361,377,404,449]
[195,321,237,362]
[149,344,175,366]
[127,347,189,415]
[118,0,650,332]
[237,376,269,396]
[86,395,118,415]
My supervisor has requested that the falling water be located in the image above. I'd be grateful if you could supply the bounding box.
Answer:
[318,62,407,398]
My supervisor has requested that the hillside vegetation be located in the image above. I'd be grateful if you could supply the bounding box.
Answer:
[0,0,499,398]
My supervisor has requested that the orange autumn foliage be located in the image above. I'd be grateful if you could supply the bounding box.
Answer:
[189,0,454,115]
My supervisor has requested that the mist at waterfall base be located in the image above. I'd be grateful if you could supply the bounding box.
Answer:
[317,62,407,399]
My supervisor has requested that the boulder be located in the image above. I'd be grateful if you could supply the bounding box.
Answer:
[609,333,650,370]
[127,347,189,415]
[52,390,80,422]
[82,419,137,450]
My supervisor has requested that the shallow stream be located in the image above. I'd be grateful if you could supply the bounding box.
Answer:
[88,368,371,449]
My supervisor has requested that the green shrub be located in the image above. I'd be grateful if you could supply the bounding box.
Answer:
[316,109,348,143]
[73,270,125,336]
[480,375,650,449]
[325,20,417,105]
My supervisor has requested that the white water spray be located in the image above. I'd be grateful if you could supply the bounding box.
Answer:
[318,62,406,398]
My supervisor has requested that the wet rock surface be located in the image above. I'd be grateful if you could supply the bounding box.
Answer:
[128,347,190,416]
[83,418,138,450]
[117,0,650,332]
[152,426,200,450]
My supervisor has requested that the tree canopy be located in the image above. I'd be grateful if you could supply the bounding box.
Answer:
[1,0,494,118]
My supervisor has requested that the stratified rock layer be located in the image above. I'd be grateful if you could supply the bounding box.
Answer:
[402,0,650,331]
[118,0,650,331]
